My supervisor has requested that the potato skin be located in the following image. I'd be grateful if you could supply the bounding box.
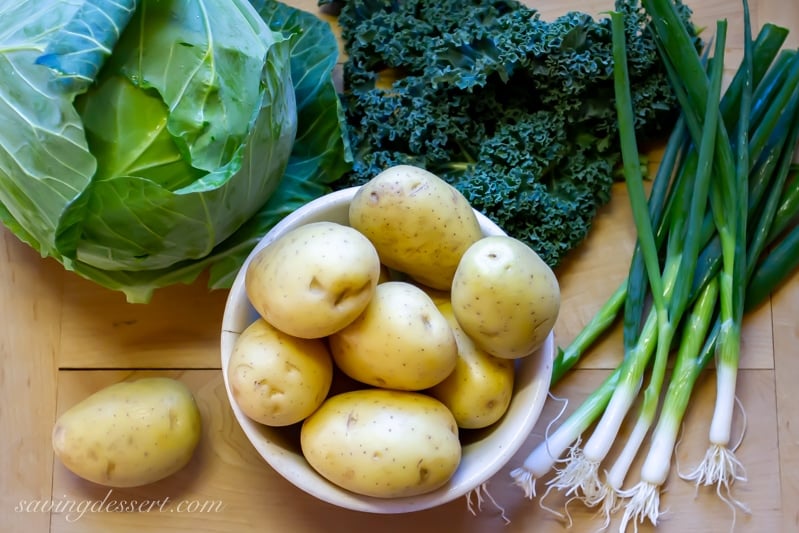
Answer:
[452,236,560,359]
[228,318,333,427]
[52,377,201,488]
[348,165,483,290]
[328,281,457,390]
[245,221,381,339]
[300,389,461,498]
[428,300,515,429]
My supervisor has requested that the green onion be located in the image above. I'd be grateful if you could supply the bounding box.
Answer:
[746,221,799,309]
[550,283,626,385]
[595,15,726,516]
[511,3,799,524]
[622,114,690,352]
[685,0,752,499]
[551,114,689,385]
[540,11,709,508]
[765,167,799,244]
[551,23,791,384]
[510,366,624,498]
[620,277,720,529]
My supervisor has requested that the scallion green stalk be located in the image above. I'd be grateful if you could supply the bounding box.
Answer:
[551,22,791,387]
[552,114,689,384]
[511,3,799,522]
[540,12,680,507]
[700,0,753,495]
[642,0,756,499]
[595,17,727,516]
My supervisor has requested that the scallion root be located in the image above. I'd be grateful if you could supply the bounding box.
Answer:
[510,467,538,499]
[547,446,604,502]
[682,444,745,486]
[681,444,750,513]
[510,392,575,500]
[682,397,751,514]
[583,479,614,509]
[466,482,510,524]
[595,484,624,532]
[617,481,664,532]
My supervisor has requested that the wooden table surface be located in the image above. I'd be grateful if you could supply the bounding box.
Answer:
[2,1,798,532]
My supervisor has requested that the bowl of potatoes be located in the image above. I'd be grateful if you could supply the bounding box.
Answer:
[220,165,558,513]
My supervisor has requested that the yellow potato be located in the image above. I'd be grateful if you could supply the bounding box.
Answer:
[328,281,457,390]
[300,389,461,498]
[227,318,333,427]
[52,377,201,488]
[428,300,515,429]
[245,221,381,339]
[451,235,560,359]
[349,165,483,289]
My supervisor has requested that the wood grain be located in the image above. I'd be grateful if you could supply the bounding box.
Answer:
[772,268,799,533]
[1,0,797,532]
[1,229,62,533]
[57,273,228,370]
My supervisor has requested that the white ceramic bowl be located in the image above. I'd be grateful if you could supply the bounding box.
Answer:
[220,186,554,513]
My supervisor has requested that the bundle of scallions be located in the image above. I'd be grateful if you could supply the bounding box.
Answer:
[510,0,799,529]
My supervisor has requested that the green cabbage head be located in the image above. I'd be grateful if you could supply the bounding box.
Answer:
[0,0,349,302]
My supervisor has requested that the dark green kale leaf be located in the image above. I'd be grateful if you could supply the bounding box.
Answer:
[327,0,701,267]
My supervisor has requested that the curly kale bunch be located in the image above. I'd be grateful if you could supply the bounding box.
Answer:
[324,0,700,267]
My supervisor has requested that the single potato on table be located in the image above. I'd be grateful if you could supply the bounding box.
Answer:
[227,318,333,427]
[348,165,483,290]
[328,281,457,390]
[452,235,560,359]
[245,221,381,339]
[300,389,461,498]
[52,377,201,488]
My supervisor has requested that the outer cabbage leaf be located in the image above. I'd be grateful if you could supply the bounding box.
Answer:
[35,0,138,94]
[68,1,351,301]
[253,0,352,186]
[0,0,96,259]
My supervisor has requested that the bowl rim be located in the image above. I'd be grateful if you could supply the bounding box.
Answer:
[220,186,554,513]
